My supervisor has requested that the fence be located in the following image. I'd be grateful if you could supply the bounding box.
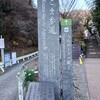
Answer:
[0,43,81,72]
[16,56,38,100]
[16,51,38,63]
[0,51,38,72]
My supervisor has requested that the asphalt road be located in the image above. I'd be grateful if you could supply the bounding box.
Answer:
[0,58,35,100]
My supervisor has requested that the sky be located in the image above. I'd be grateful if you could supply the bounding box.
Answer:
[59,0,89,11]
[32,0,89,11]
[71,0,89,10]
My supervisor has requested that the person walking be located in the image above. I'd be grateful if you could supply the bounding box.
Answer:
[83,29,90,44]
[83,29,90,57]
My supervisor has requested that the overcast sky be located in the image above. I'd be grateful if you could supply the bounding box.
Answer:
[32,0,89,11]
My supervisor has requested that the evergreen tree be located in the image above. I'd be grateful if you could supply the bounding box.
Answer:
[92,0,100,33]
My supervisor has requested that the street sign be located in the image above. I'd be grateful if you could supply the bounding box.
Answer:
[0,39,5,48]
[64,27,69,32]
[4,52,11,67]
[60,19,72,26]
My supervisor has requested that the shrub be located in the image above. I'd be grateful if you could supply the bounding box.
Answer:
[24,68,34,82]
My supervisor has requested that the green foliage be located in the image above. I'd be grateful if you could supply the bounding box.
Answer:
[23,68,35,88]
[0,0,38,49]
[80,41,86,48]
[92,0,100,32]
[24,68,34,82]
[0,1,15,14]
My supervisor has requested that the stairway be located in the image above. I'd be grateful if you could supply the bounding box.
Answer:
[86,38,100,58]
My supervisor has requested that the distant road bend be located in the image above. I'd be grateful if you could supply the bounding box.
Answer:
[0,58,36,100]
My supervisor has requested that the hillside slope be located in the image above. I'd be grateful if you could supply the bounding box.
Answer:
[0,0,37,55]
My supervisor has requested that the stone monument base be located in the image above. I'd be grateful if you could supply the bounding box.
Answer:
[25,82,55,100]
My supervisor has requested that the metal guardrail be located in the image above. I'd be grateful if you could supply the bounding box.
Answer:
[0,51,38,72]
[16,56,38,100]
[16,51,38,63]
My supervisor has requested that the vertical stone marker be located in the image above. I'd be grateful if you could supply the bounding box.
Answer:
[60,19,73,100]
[38,0,60,99]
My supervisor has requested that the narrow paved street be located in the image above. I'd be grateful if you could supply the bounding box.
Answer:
[85,58,100,100]
[0,58,35,100]
[85,37,100,100]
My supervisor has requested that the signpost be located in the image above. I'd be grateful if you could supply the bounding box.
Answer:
[4,52,11,67]
[12,52,17,65]
[38,0,60,99]
[60,19,73,100]
[0,38,5,48]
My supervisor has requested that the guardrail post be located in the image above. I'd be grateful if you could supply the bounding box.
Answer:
[1,48,4,64]
[23,58,25,61]
[17,61,19,63]
[17,74,24,100]
[0,67,4,72]
[16,51,38,64]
